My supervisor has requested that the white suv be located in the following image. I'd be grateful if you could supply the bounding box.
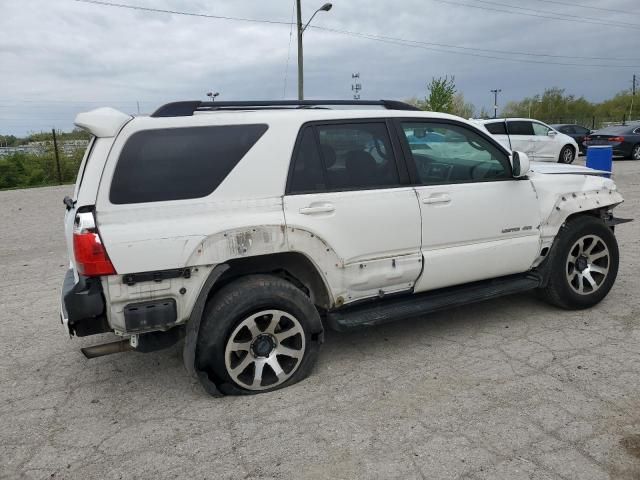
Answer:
[61,100,628,396]
[478,118,579,164]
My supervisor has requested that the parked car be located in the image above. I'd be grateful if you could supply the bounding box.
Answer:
[584,123,640,160]
[478,118,579,163]
[550,123,591,155]
[61,100,628,396]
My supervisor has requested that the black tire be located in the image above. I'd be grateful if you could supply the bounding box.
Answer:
[629,143,640,161]
[196,274,323,395]
[558,145,575,164]
[539,215,619,310]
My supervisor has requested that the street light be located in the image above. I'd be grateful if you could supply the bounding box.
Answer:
[297,2,333,100]
[206,91,220,102]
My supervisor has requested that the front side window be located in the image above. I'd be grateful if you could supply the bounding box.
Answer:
[110,125,267,204]
[507,121,534,136]
[532,122,551,136]
[288,122,401,193]
[401,122,510,185]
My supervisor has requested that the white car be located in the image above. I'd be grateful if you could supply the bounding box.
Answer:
[477,118,579,164]
[60,100,628,396]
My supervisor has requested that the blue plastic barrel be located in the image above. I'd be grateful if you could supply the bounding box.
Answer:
[586,145,613,177]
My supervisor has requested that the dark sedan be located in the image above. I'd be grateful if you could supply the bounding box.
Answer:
[584,123,640,160]
[551,124,591,154]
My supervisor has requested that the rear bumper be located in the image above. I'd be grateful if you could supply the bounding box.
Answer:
[60,268,111,336]
[583,143,628,157]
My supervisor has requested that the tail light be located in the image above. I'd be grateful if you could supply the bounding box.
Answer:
[608,136,625,142]
[584,136,591,141]
[73,211,116,276]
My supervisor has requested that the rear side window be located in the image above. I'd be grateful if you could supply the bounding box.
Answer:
[507,121,534,136]
[485,122,507,135]
[288,122,400,193]
[110,125,267,204]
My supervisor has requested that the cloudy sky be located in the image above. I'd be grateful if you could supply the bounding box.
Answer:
[1,0,638,135]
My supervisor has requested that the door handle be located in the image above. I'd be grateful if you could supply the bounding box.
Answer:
[422,194,451,205]
[299,203,335,215]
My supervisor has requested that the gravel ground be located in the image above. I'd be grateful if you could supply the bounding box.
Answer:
[1,159,639,480]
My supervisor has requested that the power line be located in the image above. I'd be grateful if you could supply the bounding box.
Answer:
[312,26,639,62]
[532,0,636,15]
[311,26,640,68]
[69,0,640,65]
[73,0,291,25]
[282,0,296,99]
[470,0,640,27]
[427,0,639,30]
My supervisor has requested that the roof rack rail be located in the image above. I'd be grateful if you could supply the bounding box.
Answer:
[150,99,420,117]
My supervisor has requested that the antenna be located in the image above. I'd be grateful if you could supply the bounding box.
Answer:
[351,73,362,100]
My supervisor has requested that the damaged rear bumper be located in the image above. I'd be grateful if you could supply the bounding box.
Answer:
[60,268,111,337]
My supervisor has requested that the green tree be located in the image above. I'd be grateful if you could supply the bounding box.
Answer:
[407,75,476,117]
[426,75,457,112]
[450,92,475,118]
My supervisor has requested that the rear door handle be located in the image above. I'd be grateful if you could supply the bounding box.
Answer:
[299,203,335,215]
[422,194,451,205]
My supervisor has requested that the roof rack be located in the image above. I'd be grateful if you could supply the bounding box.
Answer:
[150,99,420,117]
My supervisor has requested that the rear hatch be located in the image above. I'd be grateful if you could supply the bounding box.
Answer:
[64,108,132,279]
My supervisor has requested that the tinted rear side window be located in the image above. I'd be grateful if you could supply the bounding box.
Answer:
[485,122,507,135]
[110,124,267,204]
[507,121,534,136]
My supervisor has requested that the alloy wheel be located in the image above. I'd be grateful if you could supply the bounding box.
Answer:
[224,309,306,390]
[566,234,610,295]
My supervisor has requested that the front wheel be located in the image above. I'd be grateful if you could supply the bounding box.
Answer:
[558,145,575,164]
[629,144,640,160]
[539,216,619,309]
[196,275,323,395]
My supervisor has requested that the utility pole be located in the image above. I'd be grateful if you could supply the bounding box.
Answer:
[296,0,304,101]
[630,74,636,120]
[52,128,62,184]
[296,2,332,101]
[490,89,502,118]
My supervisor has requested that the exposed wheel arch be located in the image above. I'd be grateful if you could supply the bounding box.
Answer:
[212,251,332,310]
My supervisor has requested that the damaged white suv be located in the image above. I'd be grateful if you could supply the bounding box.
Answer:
[61,99,629,396]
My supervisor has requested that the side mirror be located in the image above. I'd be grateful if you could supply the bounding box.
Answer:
[511,151,530,178]
[547,130,557,136]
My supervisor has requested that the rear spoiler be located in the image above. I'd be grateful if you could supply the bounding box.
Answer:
[74,107,132,138]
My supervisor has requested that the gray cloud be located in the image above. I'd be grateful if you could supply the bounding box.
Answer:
[1,0,638,135]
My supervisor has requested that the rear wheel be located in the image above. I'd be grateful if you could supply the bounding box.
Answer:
[630,144,640,160]
[558,145,575,164]
[196,275,322,395]
[539,216,619,309]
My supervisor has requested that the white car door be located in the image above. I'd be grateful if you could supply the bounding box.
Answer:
[532,121,559,161]
[283,121,423,305]
[396,119,541,292]
[506,120,538,159]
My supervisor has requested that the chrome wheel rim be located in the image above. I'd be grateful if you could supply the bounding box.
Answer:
[566,235,610,295]
[562,147,573,163]
[633,145,640,160]
[224,309,306,391]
